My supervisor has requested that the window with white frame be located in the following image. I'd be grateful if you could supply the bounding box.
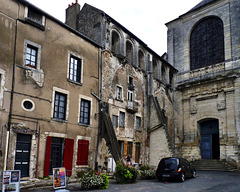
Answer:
[116,85,122,100]
[136,116,141,131]
[53,92,67,120]
[119,112,125,127]
[80,99,91,125]
[24,40,41,69]
[26,44,37,68]
[69,55,82,83]
[128,90,133,102]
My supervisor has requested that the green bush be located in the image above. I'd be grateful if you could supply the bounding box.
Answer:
[115,161,137,184]
[99,173,109,189]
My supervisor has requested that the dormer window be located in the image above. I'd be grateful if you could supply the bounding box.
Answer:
[25,7,45,30]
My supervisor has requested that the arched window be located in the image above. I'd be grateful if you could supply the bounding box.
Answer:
[126,40,133,65]
[190,17,224,70]
[111,31,120,54]
[138,49,144,70]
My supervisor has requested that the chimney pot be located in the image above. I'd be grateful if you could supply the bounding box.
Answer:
[76,0,78,4]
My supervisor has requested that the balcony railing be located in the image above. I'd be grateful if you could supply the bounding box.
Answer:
[126,101,138,113]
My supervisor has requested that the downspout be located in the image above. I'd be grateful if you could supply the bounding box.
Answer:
[173,77,176,156]
[4,2,20,171]
[95,12,107,170]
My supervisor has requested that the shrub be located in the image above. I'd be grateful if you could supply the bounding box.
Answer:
[115,161,137,184]
[99,173,109,189]
[137,164,156,179]
[78,168,109,189]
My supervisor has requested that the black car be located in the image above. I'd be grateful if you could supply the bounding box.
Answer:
[156,157,196,182]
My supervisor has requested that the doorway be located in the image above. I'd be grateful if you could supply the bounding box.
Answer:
[200,119,220,159]
[14,134,32,177]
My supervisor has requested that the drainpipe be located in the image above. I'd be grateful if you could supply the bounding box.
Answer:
[95,12,107,170]
[4,2,20,170]
[172,78,176,156]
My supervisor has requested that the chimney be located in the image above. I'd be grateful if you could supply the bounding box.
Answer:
[65,1,81,30]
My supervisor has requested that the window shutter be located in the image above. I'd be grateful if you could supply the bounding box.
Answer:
[63,138,74,176]
[124,141,128,157]
[77,140,89,166]
[44,136,52,177]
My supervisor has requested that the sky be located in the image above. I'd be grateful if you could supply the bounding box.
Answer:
[27,0,201,55]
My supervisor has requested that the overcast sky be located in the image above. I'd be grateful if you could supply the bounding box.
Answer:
[28,0,201,55]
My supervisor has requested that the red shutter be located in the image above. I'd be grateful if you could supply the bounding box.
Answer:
[44,136,52,177]
[77,140,89,166]
[63,138,74,176]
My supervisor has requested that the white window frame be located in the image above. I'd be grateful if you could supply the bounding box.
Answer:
[51,87,69,121]
[78,94,93,126]
[67,51,84,84]
[116,85,123,100]
[128,90,133,102]
[23,40,41,70]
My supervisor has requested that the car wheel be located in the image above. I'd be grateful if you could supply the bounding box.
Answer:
[180,172,185,182]
[192,170,196,178]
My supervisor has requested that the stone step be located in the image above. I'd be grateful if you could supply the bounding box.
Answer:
[191,160,238,172]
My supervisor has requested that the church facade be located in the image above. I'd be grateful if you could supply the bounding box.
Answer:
[166,0,240,167]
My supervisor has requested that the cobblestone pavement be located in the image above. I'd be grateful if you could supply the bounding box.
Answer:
[21,171,240,192]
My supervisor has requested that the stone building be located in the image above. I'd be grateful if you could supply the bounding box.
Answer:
[65,2,177,168]
[0,0,101,178]
[166,0,240,167]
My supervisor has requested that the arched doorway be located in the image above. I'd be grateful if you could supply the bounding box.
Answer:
[199,119,220,159]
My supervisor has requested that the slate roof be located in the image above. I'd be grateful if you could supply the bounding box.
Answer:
[166,0,219,25]
[188,0,219,13]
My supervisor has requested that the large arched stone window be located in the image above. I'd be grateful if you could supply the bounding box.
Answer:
[111,30,120,54]
[190,17,224,70]
[126,40,133,65]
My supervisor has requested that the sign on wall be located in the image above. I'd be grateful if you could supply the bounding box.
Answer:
[2,170,21,192]
[53,168,66,190]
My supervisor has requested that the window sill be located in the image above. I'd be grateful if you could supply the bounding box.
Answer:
[76,165,89,168]
[115,98,123,102]
[78,123,90,127]
[52,118,67,123]
[67,78,82,86]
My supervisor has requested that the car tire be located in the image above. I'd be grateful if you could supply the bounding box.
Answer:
[192,170,196,178]
[180,172,185,182]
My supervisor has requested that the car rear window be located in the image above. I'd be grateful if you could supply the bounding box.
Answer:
[158,158,178,171]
